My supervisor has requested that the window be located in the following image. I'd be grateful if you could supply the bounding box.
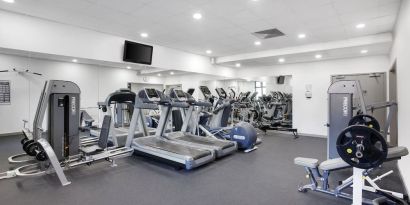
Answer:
[0,81,11,104]
[255,81,266,97]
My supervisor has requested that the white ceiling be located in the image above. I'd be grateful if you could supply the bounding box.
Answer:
[0,0,402,57]
[221,42,391,67]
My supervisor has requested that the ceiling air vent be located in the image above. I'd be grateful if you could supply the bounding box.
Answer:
[252,28,285,39]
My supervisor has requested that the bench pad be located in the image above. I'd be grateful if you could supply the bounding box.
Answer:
[294,157,319,168]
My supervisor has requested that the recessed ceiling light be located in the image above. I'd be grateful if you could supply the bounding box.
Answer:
[157,73,161,77]
[140,33,148,38]
[254,41,261,46]
[361,49,368,54]
[170,72,174,75]
[193,13,202,20]
[206,50,212,54]
[315,54,322,59]
[278,58,285,63]
[2,0,15,3]
[298,33,306,39]
[72,59,78,63]
[235,63,241,67]
[126,66,131,69]
[356,23,366,29]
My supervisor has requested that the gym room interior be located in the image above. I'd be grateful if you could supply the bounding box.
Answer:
[0,0,410,204]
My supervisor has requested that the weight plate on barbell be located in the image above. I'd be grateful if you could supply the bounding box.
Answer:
[349,114,381,132]
[336,125,387,169]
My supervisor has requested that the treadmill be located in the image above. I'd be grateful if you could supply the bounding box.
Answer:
[128,88,215,170]
[167,89,237,158]
[90,89,156,147]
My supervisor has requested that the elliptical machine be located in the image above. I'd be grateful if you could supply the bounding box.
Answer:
[197,86,259,152]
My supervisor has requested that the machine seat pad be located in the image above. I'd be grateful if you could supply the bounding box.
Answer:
[319,158,349,171]
[387,146,408,159]
[294,157,319,168]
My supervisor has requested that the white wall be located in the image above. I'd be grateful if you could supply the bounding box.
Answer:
[236,56,390,136]
[0,53,164,134]
[390,0,410,191]
[0,10,235,78]
[265,76,293,94]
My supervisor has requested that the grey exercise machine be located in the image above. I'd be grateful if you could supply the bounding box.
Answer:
[127,88,215,170]
[167,88,238,158]
[295,80,406,204]
[90,88,155,147]
[0,80,133,186]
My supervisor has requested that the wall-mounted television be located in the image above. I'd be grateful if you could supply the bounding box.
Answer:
[277,76,285,84]
[123,40,153,65]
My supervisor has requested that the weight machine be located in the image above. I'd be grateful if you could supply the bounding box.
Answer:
[295,80,407,204]
[0,80,133,186]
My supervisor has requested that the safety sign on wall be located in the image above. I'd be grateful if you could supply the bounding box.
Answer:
[0,81,11,104]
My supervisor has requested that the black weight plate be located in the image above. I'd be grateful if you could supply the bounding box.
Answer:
[21,138,29,145]
[26,142,39,156]
[22,139,34,152]
[349,115,380,132]
[35,151,47,161]
[336,125,387,169]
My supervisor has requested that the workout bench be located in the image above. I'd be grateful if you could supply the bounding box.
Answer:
[295,147,409,203]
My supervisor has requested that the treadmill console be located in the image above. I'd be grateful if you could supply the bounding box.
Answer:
[199,86,212,99]
[144,88,161,102]
[187,88,195,95]
[172,89,188,101]
[215,88,227,99]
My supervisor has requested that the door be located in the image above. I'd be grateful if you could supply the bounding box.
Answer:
[332,72,387,133]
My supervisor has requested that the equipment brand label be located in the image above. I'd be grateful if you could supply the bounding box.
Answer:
[233,135,245,140]
[71,97,76,115]
[342,97,348,117]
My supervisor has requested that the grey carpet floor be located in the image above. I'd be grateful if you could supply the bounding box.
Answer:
[0,132,406,205]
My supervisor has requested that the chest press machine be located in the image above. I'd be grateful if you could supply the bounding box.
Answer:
[295,80,409,204]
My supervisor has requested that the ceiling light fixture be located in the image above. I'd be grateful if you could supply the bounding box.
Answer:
[170,72,175,75]
[235,63,241,68]
[2,0,15,3]
[360,49,369,54]
[254,41,261,46]
[206,50,212,54]
[315,54,322,59]
[140,33,148,38]
[126,66,131,69]
[298,33,306,39]
[356,23,366,29]
[278,58,285,63]
[193,13,202,20]
[72,59,78,63]
[157,73,161,77]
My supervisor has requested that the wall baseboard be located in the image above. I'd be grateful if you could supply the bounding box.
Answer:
[260,130,327,138]
[298,133,327,138]
[0,132,21,137]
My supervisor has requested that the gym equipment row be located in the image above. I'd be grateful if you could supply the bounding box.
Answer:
[0,80,260,186]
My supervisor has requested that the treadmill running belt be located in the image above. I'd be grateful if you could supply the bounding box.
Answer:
[136,137,211,160]
[177,135,235,149]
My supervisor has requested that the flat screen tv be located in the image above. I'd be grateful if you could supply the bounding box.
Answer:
[277,76,285,84]
[123,40,153,65]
